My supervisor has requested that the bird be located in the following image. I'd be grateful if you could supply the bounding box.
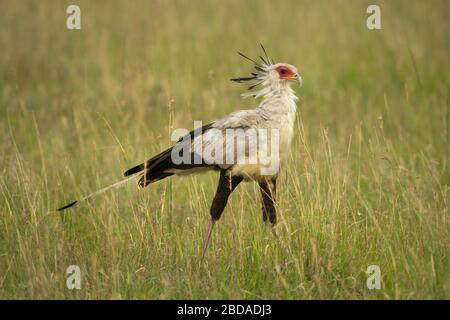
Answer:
[58,44,302,259]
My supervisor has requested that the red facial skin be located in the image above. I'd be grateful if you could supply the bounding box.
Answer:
[275,65,295,80]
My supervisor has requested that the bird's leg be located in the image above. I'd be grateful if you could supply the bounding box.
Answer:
[201,219,216,259]
[259,178,278,237]
[259,177,277,224]
[201,170,243,260]
[259,178,291,260]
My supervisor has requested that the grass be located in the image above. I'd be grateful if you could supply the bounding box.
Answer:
[0,0,448,299]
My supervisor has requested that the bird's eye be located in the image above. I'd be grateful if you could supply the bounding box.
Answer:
[280,69,287,74]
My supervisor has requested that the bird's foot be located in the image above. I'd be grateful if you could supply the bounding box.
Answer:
[271,224,280,240]
[268,223,291,256]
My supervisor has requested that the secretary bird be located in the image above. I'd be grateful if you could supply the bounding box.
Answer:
[58,45,302,258]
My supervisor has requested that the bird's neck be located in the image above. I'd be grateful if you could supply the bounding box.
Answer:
[258,81,298,115]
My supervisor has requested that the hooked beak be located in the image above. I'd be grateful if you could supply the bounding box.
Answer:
[293,74,302,86]
[287,73,302,86]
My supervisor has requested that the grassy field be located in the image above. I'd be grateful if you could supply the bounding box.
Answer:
[0,0,448,299]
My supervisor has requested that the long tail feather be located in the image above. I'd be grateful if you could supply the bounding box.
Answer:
[57,175,137,211]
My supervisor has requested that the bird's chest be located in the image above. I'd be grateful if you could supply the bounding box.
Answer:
[265,104,296,159]
[276,115,295,159]
[279,120,294,149]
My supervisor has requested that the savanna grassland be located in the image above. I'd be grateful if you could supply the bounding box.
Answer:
[0,0,448,299]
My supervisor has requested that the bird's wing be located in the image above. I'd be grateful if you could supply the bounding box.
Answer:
[123,123,214,178]
[212,109,262,129]
[124,109,264,187]
[192,109,263,168]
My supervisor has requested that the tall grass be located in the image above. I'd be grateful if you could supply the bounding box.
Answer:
[0,0,448,299]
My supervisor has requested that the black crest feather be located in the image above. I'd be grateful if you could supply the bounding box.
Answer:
[231,44,274,90]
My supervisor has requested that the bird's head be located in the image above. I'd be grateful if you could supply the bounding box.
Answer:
[231,45,302,97]
[266,63,302,86]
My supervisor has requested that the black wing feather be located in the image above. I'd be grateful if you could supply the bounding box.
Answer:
[124,123,215,187]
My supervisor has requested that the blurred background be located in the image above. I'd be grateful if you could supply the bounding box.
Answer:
[0,0,448,299]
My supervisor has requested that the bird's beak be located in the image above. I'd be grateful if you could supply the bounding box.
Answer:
[288,74,302,86]
[293,74,302,86]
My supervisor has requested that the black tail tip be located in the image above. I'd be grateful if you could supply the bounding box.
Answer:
[123,164,144,177]
[57,201,78,211]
